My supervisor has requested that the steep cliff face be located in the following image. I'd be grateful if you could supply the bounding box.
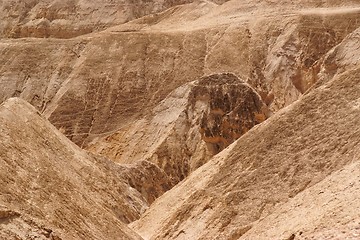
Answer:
[88,73,269,183]
[0,97,168,239]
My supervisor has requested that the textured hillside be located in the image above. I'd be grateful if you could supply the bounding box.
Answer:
[88,73,270,183]
[242,155,360,239]
[1,1,359,150]
[0,0,213,39]
[0,0,360,239]
[131,43,360,239]
[0,97,167,239]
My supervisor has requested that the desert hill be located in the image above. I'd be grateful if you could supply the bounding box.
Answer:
[1,1,359,149]
[0,0,360,239]
[0,97,170,239]
[88,73,270,184]
[131,42,360,239]
[242,151,360,239]
[0,0,222,39]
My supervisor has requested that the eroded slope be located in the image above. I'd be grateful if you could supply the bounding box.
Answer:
[242,152,360,240]
[0,98,149,239]
[0,0,212,39]
[1,1,359,148]
[0,1,359,239]
[131,52,360,239]
[88,73,269,183]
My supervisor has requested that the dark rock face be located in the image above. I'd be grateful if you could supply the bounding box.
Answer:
[152,73,264,182]
[87,73,269,186]
[131,55,360,240]
[189,73,269,154]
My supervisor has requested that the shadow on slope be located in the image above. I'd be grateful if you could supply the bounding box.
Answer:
[0,97,167,239]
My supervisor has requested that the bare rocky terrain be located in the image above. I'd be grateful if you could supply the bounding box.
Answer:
[0,0,208,39]
[0,97,173,239]
[132,55,360,239]
[0,0,359,239]
[88,73,269,184]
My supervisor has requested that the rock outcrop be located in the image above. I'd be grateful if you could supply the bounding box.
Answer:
[131,51,360,239]
[1,1,360,239]
[0,1,359,148]
[88,73,269,183]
